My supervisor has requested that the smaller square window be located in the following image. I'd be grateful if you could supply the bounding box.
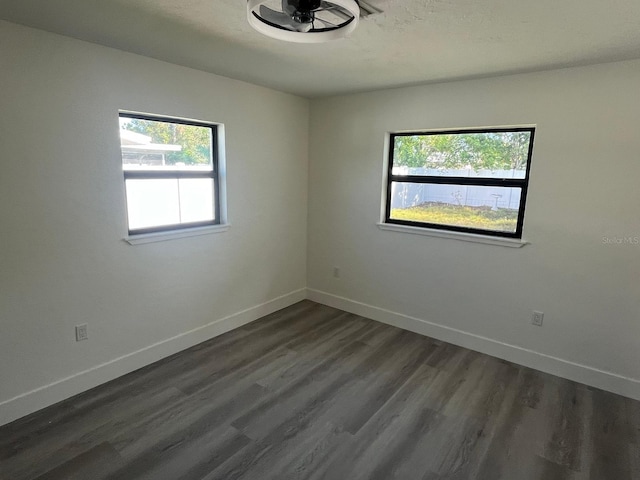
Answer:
[385,127,535,238]
[119,113,220,235]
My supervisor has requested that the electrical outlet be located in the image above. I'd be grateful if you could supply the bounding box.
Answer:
[531,311,544,327]
[75,324,88,341]
[333,266,341,278]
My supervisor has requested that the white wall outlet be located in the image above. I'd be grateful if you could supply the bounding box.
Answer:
[75,324,88,341]
[531,311,544,327]
[333,266,341,278]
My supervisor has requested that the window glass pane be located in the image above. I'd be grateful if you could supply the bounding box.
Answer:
[389,182,521,233]
[125,179,180,230]
[392,131,531,179]
[120,117,212,171]
[179,178,215,223]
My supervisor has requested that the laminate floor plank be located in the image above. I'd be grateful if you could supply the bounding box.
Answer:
[539,380,590,472]
[106,425,250,480]
[515,367,546,409]
[471,368,550,480]
[255,315,374,391]
[231,340,374,440]
[2,300,638,480]
[589,388,635,479]
[330,333,439,435]
[435,361,521,479]
[32,442,123,480]
[0,402,78,451]
[241,421,349,480]
[307,362,444,480]
[2,387,187,480]
[282,311,370,352]
[175,306,346,396]
[110,382,266,459]
[625,396,640,444]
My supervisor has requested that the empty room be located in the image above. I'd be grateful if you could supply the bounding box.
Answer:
[1,1,639,478]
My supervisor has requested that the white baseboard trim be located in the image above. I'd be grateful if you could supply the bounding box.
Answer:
[0,288,307,427]
[306,288,640,401]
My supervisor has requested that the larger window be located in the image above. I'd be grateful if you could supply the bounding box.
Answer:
[385,127,535,238]
[119,113,220,235]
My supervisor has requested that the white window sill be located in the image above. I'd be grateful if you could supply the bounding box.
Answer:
[125,224,230,245]
[376,223,528,248]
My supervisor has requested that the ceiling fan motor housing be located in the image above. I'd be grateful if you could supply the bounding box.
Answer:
[290,0,322,12]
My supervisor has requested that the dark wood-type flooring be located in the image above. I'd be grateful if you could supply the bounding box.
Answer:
[2,301,639,479]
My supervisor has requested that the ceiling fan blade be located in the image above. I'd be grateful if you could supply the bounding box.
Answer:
[318,2,352,21]
[319,0,379,18]
[259,5,293,24]
[314,17,338,27]
[357,0,382,16]
[282,0,296,16]
[258,5,312,32]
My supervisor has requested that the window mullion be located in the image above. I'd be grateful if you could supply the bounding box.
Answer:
[389,175,526,188]
[124,170,214,180]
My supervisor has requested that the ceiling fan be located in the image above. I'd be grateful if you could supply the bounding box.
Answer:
[247,0,381,43]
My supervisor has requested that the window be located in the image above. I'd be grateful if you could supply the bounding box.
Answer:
[385,127,535,238]
[119,113,220,235]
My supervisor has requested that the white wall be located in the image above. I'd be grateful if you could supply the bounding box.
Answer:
[308,60,640,399]
[0,21,308,425]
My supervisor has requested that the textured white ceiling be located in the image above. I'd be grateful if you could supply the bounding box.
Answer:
[1,0,639,97]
